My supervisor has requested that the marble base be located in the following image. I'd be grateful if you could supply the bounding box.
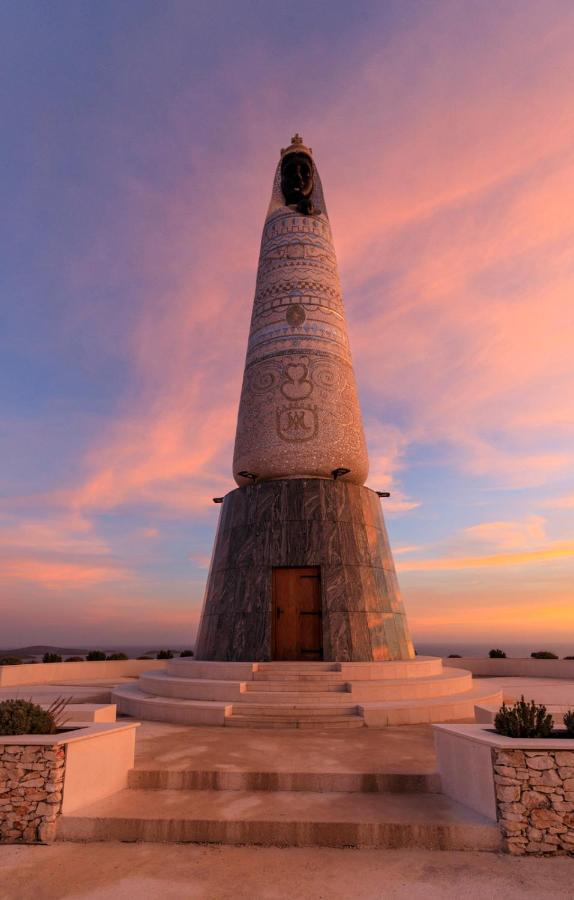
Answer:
[195,479,414,662]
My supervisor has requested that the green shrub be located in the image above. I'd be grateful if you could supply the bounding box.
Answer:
[65,656,84,662]
[494,696,554,738]
[564,656,574,660]
[564,711,574,736]
[86,650,106,661]
[137,655,153,660]
[530,651,558,659]
[106,652,128,660]
[489,649,506,658]
[0,657,23,665]
[179,650,194,657]
[42,652,62,663]
[447,654,462,658]
[156,649,174,659]
[0,698,69,735]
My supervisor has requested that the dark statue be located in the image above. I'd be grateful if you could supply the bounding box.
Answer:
[281,151,319,215]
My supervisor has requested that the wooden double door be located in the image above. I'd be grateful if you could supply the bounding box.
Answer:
[272,567,323,661]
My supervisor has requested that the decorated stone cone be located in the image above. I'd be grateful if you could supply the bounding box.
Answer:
[195,136,414,662]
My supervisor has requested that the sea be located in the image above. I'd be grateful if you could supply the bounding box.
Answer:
[4,640,574,661]
[415,641,574,659]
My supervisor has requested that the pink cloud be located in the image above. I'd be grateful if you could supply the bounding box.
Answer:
[0,557,131,589]
[462,516,547,551]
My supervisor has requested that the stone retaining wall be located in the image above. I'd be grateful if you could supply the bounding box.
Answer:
[494,748,574,855]
[0,744,65,843]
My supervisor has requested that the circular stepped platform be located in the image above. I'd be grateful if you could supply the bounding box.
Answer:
[113,657,503,728]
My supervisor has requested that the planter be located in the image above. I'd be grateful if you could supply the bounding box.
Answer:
[0,721,139,844]
[434,724,574,855]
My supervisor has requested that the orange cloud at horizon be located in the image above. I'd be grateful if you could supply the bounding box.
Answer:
[397,542,574,573]
[2,2,573,645]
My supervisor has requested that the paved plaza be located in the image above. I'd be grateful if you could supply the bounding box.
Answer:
[1,843,573,899]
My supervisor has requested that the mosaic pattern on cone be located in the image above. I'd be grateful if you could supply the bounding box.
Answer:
[233,135,368,485]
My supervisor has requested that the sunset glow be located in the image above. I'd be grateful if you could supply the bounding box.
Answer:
[1,1,573,648]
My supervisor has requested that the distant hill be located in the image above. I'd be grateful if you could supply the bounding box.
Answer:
[0,645,90,659]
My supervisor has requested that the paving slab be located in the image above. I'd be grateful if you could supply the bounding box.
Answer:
[2,843,572,900]
[131,720,439,775]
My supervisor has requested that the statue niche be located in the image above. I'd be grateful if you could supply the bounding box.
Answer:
[281,151,319,216]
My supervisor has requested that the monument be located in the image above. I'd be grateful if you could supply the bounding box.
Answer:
[195,135,414,662]
[114,137,500,727]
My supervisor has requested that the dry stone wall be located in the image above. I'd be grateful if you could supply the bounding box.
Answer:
[494,748,574,855]
[0,744,65,843]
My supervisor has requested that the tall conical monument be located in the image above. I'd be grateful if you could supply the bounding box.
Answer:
[195,136,414,662]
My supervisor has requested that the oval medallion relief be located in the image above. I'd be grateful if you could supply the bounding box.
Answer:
[286,304,306,327]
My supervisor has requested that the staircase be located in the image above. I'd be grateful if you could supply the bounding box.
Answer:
[58,729,500,850]
[112,657,503,729]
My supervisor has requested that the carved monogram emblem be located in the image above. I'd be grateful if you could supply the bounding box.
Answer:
[276,405,318,442]
[280,362,312,400]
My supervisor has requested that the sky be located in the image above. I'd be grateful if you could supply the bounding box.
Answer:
[1,0,573,650]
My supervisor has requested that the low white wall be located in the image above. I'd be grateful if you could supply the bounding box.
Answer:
[61,723,138,814]
[433,725,497,820]
[442,657,574,680]
[0,659,167,687]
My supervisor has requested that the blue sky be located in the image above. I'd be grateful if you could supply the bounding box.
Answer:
[1,1,573,647]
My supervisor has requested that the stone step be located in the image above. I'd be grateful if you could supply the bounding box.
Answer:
[236,692,353,704]
[225,715,365,729]
[246,670,472,701]
[112,684,231,726]
[58,788,501,850]
[245,680,348,693]
[128,768,441,793]
[165,658,445,683]
[113,681,503,729]
[253,672,347,682]
[139,673,245,702]
[230,703,359,716]
[255,662,340,672]
[136,669,472,704]
[359,686,503,727]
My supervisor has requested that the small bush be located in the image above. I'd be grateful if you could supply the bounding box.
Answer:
[65,656,84,662]
[42,653,62,663]
[564,711,574,736]
[447,654,462,658]
[0,697,69,736]
[0,657,23,665]
[564,656,574,660]
[137,655,153,660]
[156,649,174,659]
[530,651,558,659]
[179,650,194,657]
[106,652,128,660]
[489,649,506,658]
[494,696,554,738]
[86,650,106,661]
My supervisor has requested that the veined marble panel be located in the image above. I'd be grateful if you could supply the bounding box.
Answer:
[194,480,414,662]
